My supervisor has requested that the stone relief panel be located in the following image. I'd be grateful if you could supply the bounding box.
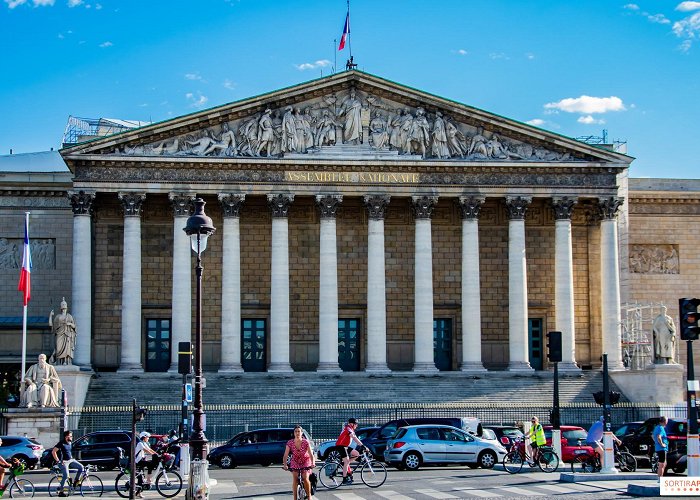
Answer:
[0,238,55,270]
[109,88,579,162]
[629,244,679,274]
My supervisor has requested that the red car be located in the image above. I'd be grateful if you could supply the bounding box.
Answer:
[517,425,595,463]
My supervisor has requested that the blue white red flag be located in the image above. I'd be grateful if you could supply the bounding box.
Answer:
[18,215,31,306]
[338,12,350,51]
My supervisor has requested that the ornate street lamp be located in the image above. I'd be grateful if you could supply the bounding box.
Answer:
[183,197,216,461]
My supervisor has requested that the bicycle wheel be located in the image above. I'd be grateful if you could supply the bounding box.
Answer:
[80,474,104,497]
[296,483,307,500]
[318,461,342,490]
[537,449,559,473]
[360,460,387,488]
[155,470,183,498]
[114,472,134,499]
[650,453,659,473]
[47,476,63,497]
[571,455,596,473]
[503,450,524,474]
[9,478,35,498]
[615,451,637,472]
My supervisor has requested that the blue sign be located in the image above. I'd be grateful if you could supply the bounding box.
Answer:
[185,383,193,403]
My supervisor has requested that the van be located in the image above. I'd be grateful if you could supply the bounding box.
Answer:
[365,417,482,460]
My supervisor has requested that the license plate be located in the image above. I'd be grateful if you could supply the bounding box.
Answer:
[574,449,588,455]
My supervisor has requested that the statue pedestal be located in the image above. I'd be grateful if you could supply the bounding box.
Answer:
[610,363,685,403]
[2,407,63,449]
[55,365,93,409]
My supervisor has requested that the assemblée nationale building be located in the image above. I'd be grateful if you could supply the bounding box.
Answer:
[0,71,696,383]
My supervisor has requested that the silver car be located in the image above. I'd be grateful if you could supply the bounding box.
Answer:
[384,424,507,471]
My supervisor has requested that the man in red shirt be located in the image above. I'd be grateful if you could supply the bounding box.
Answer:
[335,418,363,484]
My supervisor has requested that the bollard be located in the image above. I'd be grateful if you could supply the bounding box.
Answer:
[180,443,191,477]
[186,459,210,500]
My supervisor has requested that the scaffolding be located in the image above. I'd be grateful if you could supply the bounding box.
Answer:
[62,116,150,147]
[621,302,676,370]
[576,129,628,155]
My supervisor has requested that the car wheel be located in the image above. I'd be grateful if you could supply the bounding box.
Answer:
[478,450,497,469]
[402,451,421,471]
[218,454,236,469]
[467,463,479,469]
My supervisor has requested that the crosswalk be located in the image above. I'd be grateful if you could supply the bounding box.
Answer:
[215,476,639,499]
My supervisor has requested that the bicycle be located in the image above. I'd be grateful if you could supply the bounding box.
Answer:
[570,441,636,473]
[0,462,34,498]
[503,437,559,473]
[48,463,103,497]
[317,447,387,489]
[291,468,317,500]
[115,454,183,498]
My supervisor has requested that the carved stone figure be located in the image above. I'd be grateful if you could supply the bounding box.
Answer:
[238,114,260,156]
[151,137,180,155]
[302,108,316,150]
[315,110,337,147]
[468,127,489,157]
[184,131,216,156]
[486,134,508,159]
[652,306,677,364]
[399,110,414,154]
[338,89,363,145]
[388,109,405,150]
[0,238,19,269]
[19,354,62,408]
[256,109,274,157]
[281,106,297,153]
[408,107,430,156]
[446,120,467,158]
[369,111,389,149]
[205,123,237,156]
[49,298,77,365]
[430,111,450,159]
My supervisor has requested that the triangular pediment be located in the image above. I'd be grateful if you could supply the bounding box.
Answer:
[61,71,631,165]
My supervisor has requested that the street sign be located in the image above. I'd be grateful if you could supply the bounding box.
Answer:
[185,383,193,403]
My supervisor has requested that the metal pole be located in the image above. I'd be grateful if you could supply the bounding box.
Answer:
[551,361,562,460]
[189,234,208,459]
[687,340,699,476]
[130,399,137,499]
[600,353,617,474]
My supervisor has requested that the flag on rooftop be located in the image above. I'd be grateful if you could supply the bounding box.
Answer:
[338,11,350,51]
[18,214,31,306]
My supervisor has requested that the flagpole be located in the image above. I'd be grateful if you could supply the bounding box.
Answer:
[347,0,352,60]
[20,211,30,391]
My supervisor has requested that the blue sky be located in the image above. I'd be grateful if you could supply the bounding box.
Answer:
[1,0,698,179]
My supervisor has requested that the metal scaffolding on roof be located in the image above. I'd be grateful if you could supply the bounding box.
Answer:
[62,116,150,147]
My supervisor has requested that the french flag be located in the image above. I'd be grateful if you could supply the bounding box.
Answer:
[18,215,31,306]
[338,12,350,51]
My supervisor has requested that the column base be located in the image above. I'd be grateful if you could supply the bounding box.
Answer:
[557,361,581,373]
[117,363,144,373]
[412,362,439,373]
[460,362,487,373]
[218,364,244,374]
[604,360,626,371]
[365,363,391,374]
[316,362,342,373]
[507,361,534,372]
[267,363,293,373]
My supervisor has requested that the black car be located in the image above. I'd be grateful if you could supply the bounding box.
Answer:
[41,430,132,470]
[484,426,524,448]
[613,421,643,439]
[209,427,314,469]
[622,417,692,473]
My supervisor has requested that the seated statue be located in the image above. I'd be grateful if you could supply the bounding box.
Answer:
[20,354,62,408]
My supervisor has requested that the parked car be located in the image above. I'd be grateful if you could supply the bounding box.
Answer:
[614,421,643,439]
[316,426,380,461]
[209,427,314,469]
[39,431,165,470]
[0,436,44,468]
[384,424,506,471]
[622,417,691,473]
[484,426,524,448]
[366,417,482,461]
[541,425,595,463]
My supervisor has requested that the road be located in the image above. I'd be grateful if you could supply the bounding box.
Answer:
[22,463,661,499]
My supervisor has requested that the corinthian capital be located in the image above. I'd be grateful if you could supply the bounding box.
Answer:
[169,192,194,217]
[597,196,624,220]
[364,194,390,220]
[551,197,577,220]
[411,195,438,219]
[458,196,485,220]
[218,193,246,218]
[505,196,532,220]
[316,194,343,219]
[118,192,146,217]
[267,193,294,218]
[68,190,95,215]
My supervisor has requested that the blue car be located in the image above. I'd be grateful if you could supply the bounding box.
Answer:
[209,427,314,469]
[0,436,44,468]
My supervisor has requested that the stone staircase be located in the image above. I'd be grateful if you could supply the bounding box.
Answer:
[82,369,625,407]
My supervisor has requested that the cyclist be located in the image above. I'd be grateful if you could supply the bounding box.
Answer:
[135,431,159,492]
[335,418,363,484]
[0,438,16,495]
[586,416,605,462]
[282,425,315,500]
[524,416,545,464]
[52,430,84,497]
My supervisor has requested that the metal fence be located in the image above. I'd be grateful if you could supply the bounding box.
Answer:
[67,402,686,446]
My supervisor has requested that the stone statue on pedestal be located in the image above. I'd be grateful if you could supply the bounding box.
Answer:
[653,306,677,364]
[49,297,77,365]
[19,354,62,408]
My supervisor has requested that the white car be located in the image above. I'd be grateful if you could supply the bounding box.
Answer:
[384,424,507,470]
[316,426,380,461]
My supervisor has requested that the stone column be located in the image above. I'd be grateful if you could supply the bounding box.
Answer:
[117,192,146,372]
[268,194,294,373]
[218,194,246,373]
[316,195,343,372]
[599,196,625,370]
[69,190,95,368]
[168,193,193,373]
[506,196,533,372]
[364,194,391,373]
[412,195,439,373]
[552,197,581,372]
[459,196,487,372]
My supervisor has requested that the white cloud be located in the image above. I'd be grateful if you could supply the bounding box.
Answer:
[67,0,82,7]
[5,0,27,7]
[544,95,626,114]
[489,52,509,60]
[33,0,55,5]
[624,3,640,10]
[673,11,700,41]
[185,72,203,81]
[525,52,535,59]
[95,2,101,8]
[186,92,208,108]
[294,59,331,70]
[456,49,468,56]
[679,39,693,52]
[577,115,606,125]
[99,41,112,48]
[644,12,670,23]
[526,118,545,126]
[223,79,236,90]
[677,1,700,12]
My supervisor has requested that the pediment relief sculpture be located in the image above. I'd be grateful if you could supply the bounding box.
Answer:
[111,89,576,162]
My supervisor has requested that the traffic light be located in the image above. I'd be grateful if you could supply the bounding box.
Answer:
[178,341,192,375]
[593,390,621,405]
[679,298,700,341]
[134,406,147,422]
[547,331,562,362]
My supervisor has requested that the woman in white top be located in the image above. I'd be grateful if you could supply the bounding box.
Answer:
[135,432,158,489]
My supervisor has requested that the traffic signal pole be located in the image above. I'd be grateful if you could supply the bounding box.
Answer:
[547,331,562,460]
[687,340,699,476]
[600,353,618,474]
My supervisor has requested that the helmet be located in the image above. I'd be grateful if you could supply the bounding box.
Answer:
[139,431,151,439]
[348,418,358,425]
[168,429,177,437]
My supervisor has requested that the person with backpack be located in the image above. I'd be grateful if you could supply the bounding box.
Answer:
[52,431,84,497]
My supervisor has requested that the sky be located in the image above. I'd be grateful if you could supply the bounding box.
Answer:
[1,0,699,179]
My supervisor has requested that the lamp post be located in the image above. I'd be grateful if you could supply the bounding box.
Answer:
[183,198,216,461]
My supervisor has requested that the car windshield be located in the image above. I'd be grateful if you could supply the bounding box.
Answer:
[563,429,588,444]
[481,429,496,440]
[501,428,523,438]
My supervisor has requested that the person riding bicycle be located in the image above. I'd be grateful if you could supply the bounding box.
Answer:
[335,418,363,484]
[524,416,546,464]
[282,425,315,500]
[0,438,18,495]
[586,416,605,463]
[52,430,84,497]
[135,431,159,493]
